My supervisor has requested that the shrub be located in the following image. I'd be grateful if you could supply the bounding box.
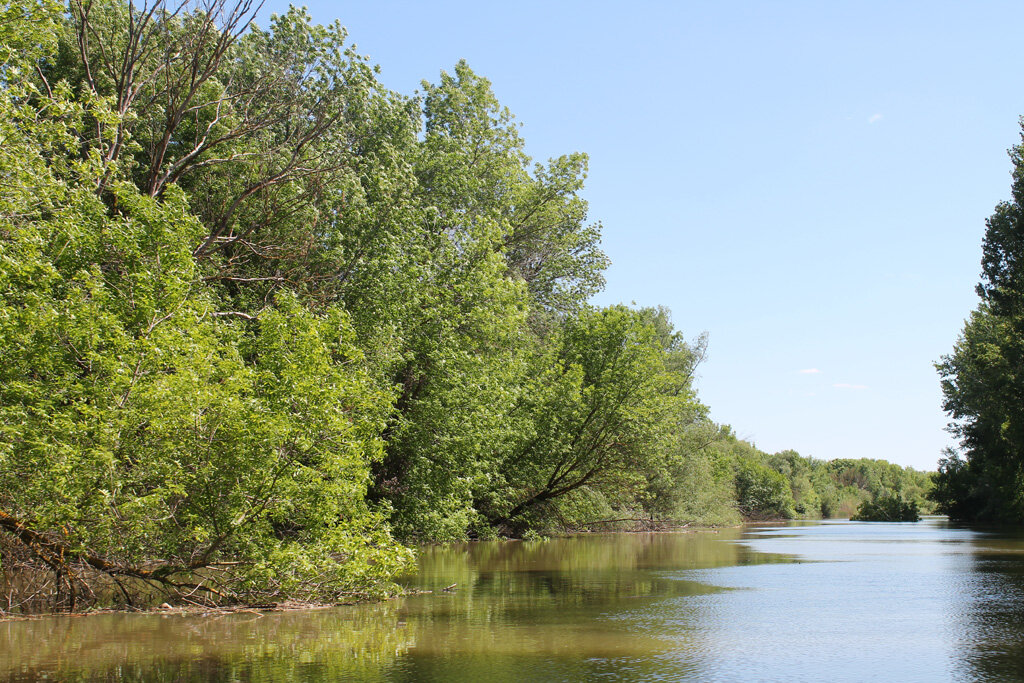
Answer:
[851,495,920,522]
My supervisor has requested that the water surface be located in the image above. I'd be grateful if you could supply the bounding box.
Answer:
[4,518,1024,681]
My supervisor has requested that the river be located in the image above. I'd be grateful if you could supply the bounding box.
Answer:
[3,517,1024,681]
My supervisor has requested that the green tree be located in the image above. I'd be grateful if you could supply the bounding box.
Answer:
[368,62,609,540]
[481,306,693,532]
[934,121,1024,522]
[734,459,795,520]
[415,61,608,316]
[0,1,411,609]
[852,496,920,522]
[935,304,1024,520]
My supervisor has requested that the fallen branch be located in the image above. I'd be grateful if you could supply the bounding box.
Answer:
[0,510,229,607]
[575,517,681,526]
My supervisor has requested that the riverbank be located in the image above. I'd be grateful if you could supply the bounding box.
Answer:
[8,520,1018,682]
[0,524,741,619]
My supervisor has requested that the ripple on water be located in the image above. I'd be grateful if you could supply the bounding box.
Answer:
[5,519,1024,681]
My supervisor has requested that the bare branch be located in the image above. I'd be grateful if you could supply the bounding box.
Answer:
[210,310,258,320]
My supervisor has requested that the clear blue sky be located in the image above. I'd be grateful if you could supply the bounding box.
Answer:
[263,1,1024,471]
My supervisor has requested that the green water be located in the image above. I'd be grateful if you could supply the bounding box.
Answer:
[4,519,1024,681]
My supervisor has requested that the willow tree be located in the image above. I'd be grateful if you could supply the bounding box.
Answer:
[478,306,704,532]
[0,0,410,611]
[370,62,609,540]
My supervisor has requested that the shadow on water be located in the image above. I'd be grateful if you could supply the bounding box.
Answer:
[950,534,1024,682]
[5,521,1024,681]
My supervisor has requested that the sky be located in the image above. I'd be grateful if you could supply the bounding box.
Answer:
[261,1,1024,471]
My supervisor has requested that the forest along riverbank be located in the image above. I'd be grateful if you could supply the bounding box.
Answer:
[0,448,934,615]
[5,519,1024,682]
[1,0,936,615]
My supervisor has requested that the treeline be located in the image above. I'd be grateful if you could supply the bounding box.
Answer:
[664,427,933,527]
[932,122,1024,523]
[0,0,931,612]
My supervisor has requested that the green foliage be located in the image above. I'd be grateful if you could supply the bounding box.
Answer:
[852,496,921,522]
[0,130,409,601]
[520,529,545,543]
[480,305,689,531]
[363,59,614,541]
[0,2,411,607]
[0,0,941,613]
[697,428,933,522]
[734,459,796,520]
[933,121,1024,523]
[660,448,741,527]
[0,0,61,73]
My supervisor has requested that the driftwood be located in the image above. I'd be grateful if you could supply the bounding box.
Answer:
[575,517,689,527]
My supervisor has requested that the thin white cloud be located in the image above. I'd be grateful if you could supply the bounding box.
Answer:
[868,113,883,124]
[798,368,820,374]
[833,383,868,390]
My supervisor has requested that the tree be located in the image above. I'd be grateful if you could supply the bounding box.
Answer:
[934,120,1024,523]
[733,460,795,520]
[415,61,608,317]
[935,304,1024,521]
[852,496,920,522]
[368,62,609,540]
[0,0,411,610]
[480,306,699,532]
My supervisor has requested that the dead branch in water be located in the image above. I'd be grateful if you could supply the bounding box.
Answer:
[0,509,231,613]
[575,517,688,527]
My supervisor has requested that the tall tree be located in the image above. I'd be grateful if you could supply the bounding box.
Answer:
[415,61,608,316]
[480,306,702,532]
[0,0,411,610]
[368,62,609,540]
[934,120,1024,522]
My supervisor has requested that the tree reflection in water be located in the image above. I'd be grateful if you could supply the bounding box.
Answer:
[8,523,1024,682]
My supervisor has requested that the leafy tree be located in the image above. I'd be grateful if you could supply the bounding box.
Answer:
[369,220,529,541]
[734,459,795,520]
[415,60,608,316]
[369,62,609,540]
[852,496,920,522]
[934,121,1024,522]
[481,306,695,532]
[935,305,1024,520]
[0,0,410,609]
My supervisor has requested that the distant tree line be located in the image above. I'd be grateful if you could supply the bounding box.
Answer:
[0,0,932,612]
[682,428,932,526]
